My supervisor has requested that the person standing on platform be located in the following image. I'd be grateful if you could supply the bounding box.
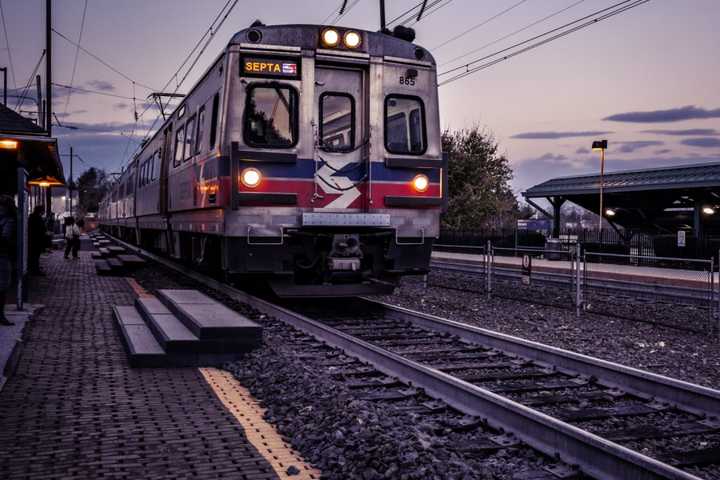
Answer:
[64,217,81,260]
[28,205,46,276]
[0,195,16,326]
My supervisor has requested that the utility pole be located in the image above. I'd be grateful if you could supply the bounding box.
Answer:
[46,0,52,136]
[69,146,73,217]
[0,67,6,106]
[36,75,43,129]
[379,0,386,31]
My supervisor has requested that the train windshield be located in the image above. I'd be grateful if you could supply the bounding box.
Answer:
[320,93,354,151]
[385,95,426,155]
[244,85,298,148]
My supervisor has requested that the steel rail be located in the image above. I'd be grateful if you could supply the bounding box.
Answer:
[105,234,703,480]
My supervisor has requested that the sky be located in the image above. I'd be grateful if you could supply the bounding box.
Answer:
[1,0,718,194]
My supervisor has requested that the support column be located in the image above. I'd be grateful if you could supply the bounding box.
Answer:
[549,197,566,239]
[695,200,704,256]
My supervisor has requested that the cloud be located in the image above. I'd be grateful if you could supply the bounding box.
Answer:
[113,102,129,110]
[614,140,664,153]
[642,128,720,136]
[85,80,115,91]
[654,149,672,155]
[575,147,590,154]
[511,131,612,139]
[604,105,720,123]
[681,137,720,148]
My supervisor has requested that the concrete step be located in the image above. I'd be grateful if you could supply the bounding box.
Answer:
[117,254,146,269]
[91,251,103,260]
[108,246,125,254]
[98,247,110,257]
[95,260,112,276]
[135,297,199,354]
[107,258,124,274]
[112,306,167,368]
[156,289,262,343]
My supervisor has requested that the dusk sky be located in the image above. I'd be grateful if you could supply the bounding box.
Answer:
[2,0,718,195]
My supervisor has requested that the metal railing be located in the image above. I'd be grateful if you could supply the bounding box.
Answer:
[429,242,719,335]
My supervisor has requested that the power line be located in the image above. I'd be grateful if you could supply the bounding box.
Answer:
[397,0,455,27]
[432,0,530,50]
[52,82,136,100]
[387,0,441,27]
[64,0,89,115]
[439,0,650,87]
[52,28,156,91]
[439,0,586,68]
[121,0,240,167]
[0,0,15,89]
[15,50,45,111]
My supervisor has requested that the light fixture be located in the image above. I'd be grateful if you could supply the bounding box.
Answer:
[0,139,18,150]
[343,31,361,48]
[241,168,262,188]
[321,28,340,47]
[592,139,608,151]
[703,206,715,215]
[605,208,616,217]
[412,174,429,193]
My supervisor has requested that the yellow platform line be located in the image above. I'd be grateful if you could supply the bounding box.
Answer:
[125,277,151,297]
[199,367,321,480]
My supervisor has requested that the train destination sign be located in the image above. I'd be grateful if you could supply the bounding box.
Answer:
[242,57,299,78]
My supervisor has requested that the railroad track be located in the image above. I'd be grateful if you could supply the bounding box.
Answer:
[107,234,720,480]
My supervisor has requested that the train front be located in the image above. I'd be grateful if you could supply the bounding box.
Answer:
[223,23,445,297]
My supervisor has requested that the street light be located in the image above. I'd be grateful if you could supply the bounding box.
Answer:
[592,139,608,232]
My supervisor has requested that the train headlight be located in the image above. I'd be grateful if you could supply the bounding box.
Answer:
[321,28,340,47]
[241,168,262,188]
[343,31,361,48]
[412,174,429,193]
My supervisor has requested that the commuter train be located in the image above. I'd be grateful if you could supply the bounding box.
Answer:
[99,22,446,297]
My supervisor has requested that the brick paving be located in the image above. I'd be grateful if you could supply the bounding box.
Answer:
[0,250,279,480]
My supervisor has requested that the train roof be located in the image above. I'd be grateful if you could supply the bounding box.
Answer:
[229,23,436,66]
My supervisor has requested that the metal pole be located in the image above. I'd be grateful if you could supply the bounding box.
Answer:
[486,240,492,299]
[576,242,582,317]
[598,148,604,233]
[0,67,6,106]
[379,0,387,31]
[69,146,73,217]
[36,75,43,129]
[45,0,52,137]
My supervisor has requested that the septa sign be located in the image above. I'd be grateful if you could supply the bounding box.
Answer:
[242,57,300,79]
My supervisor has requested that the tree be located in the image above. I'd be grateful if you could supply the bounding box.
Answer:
[442,126,518,230]
[76,167,109,215]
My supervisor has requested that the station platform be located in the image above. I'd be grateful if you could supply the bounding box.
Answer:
[0,249,316,480]
[432,250,716,288]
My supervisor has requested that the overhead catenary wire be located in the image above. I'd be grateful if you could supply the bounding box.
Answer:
[387,0,446,27]
[53,82,137,100]
[439,0,586,67]
[0,0,16,90]
[15,50,45,111]
[121,0,240,168]
[52,28,156,91]
[63,0,89,115]
[431,0,530,50]
[438,0,650,87]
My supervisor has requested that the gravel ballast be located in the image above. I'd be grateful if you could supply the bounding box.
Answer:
[378,270,720,390]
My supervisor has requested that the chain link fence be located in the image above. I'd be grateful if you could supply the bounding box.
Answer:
[428,242,719,335]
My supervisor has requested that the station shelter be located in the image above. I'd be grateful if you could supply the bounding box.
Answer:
[522,162,720,258]
[0,104,65,307]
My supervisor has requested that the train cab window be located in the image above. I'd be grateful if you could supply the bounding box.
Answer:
[184,115,196,161]
[174,125,185,167]
[320,93,354,152]
[244,85,298,148]
[196,106,206,155]
[384,95,426,155]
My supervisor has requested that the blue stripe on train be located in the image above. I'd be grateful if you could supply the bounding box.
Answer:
[234,158,441,182]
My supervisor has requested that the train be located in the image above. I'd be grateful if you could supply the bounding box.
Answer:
[99,22,446,297]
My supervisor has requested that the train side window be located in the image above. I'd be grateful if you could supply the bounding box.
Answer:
[174,125,185,167]
[209,93,219,149]
[184,115,196,161]
[319,92,354,152]
[244,84,298,148]
[153,149,161,181]
[196,106,206,155]
[384,95,426,155]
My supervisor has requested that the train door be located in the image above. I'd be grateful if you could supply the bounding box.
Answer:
[313,66,367,211]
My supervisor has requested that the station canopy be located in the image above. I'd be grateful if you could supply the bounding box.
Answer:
[0,103,65,192]
[523,162,720,234]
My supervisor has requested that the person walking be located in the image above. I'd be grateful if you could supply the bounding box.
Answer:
[28,205,47,275]
[0,195,16,326]
[64,217,81,260]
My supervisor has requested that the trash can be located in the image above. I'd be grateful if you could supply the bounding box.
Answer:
[545,238,564,261]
